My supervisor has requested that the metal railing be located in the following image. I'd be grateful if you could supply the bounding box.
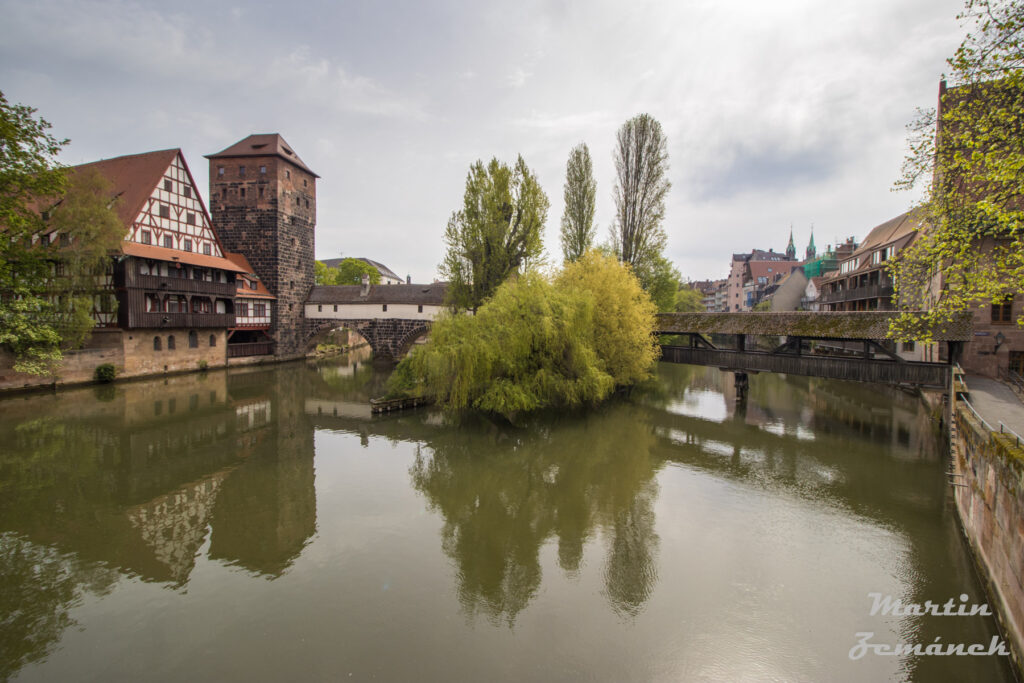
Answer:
[955,367,1023,447]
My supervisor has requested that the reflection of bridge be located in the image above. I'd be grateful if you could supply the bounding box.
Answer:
[655,311,973,389]
[303,282,448,360]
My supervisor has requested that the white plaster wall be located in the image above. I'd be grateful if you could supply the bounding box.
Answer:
[306,303,444,320]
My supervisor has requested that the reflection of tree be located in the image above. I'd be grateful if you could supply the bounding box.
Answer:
[0,532,117,681]
[410,404,662,624]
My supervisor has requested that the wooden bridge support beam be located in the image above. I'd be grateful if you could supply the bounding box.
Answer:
[734,371,749,402]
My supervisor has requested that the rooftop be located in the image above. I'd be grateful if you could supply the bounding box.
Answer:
[205,134,319,177]
[308,283,448,306]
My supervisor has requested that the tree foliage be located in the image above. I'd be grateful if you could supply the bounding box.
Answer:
[674,286,705,312]
[633,253,681,312]
[611,114,671,278]
[0,93,122,374]
[560,143,597,263]
[890,0,1024,337]
[315,258,381,286]
[389,251,657,418]
[440,156,549,310]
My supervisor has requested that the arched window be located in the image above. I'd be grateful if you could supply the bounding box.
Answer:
[153,336,161,351]
[188,330,198,348]
[209,334,217,347]
[167,335,175,350]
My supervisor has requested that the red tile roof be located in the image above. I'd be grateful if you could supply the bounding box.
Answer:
[69,149,179,228]
[121,241,250,273]
[225,253,276,299]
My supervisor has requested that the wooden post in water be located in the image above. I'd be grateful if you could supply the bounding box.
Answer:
[734,371,749,402]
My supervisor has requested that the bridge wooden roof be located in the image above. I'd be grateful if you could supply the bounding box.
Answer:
[308,283,448,305]
[655,311,972,341]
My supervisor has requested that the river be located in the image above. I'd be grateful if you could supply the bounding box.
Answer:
[0,353,1015,682]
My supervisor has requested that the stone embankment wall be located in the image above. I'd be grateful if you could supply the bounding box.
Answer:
[951,400,1024,672]
[0,328,228,393]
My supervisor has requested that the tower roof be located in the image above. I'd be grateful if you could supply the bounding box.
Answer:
[808,229,816,251]
[786,228,795,250]
[205,134,319,177]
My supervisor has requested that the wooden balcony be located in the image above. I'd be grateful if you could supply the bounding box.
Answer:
[130,274,238,297]
[131,312,235,329]
[818,282,894,304]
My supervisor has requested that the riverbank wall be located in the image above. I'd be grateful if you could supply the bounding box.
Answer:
[950,391,1024,674]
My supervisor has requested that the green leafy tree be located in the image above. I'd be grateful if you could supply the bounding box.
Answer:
[440,156,549,310]
[611,114,671,291]
[390,251,657,417]
[0,94,121,374]
[674,286,705,312]
[560,143,597,262]
[633,253,681,312]
[753,300,772,312]
[316,258,381,286]
[890,0,1024,337]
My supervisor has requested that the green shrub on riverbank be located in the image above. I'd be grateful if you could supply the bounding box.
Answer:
[388,251,658,417]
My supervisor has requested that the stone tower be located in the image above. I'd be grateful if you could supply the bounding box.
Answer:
[206,135,317,357]
[785,227,796,260]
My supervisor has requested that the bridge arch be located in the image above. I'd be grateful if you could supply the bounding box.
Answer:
[304,318,432,362]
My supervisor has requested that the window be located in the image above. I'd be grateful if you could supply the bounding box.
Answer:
[305,199,310,208]
[237,302,248,317]
[163,235,173,249]
[209,334,216,347]
[189,330,198,348]
[218,166,224,176]
[203,243,211,255]
[318,305,322,312]
[253,303,267,317]
[249,280,257,290]
[333,305,338,312]
[145,294,161,312]
[382,304,388,312]
[992,298,1013,324]
[141,230,152,245]
[260,165,266,174]
[240,188,246,199]
[153,336,161,351]
[303,179,307,187]
[902,341,916,352]
[191,298,211,314]
[222,188,227,199]
[295,196,300,206]
[285,169,291,179]
[184,186,192,199]
[418,304,423,313]
[186,212,195,225]
[183,239,192,252]
[259,187,265,199]
[192,267,204,280]
[159,205,170,218]
[239,165,246,177]
[60,233,70,247]
[164,179,172,191]
[167,335,176,350]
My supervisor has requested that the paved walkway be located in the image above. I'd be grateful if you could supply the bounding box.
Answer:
[965,374,1024,437]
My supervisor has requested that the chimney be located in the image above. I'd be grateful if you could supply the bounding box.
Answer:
[361,273,370,297]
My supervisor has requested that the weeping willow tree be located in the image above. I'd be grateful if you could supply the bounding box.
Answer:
[388,251,658,417]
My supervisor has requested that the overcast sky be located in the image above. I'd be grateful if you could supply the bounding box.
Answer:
[1,0,965,282]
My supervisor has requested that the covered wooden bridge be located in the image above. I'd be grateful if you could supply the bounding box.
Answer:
[655,311,973,390]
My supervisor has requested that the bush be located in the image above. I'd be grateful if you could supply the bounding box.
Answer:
[198,359,208,371]
[388,251,657,418]
[93,363,116,383]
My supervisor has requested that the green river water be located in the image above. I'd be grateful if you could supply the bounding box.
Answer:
[0,353,1016,682]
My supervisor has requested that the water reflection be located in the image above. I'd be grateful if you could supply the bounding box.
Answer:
[408,406,661,623]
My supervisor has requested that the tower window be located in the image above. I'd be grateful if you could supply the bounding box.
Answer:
[260,165,266,174]
[164,179,172,191]
[240,188,246,199]
[222,188,227,199]
[285,170,291,179]
[304,179,308,187]
[305,199,310,208]
[154,336,161,351]
[239,165,246,177]
[217,166,224,176]
[258,187,264,199]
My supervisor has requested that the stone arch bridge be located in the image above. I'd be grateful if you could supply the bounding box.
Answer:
[304,282,448,361]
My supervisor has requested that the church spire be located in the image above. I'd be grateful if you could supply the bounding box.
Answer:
[806,225,816,260]
[785,225,796,260]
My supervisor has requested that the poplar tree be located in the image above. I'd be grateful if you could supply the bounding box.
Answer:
[559,143,596,262]
[440,155,549,310]
[611,114,671,281]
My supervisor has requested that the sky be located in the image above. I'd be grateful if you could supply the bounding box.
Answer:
[0,0,967,282]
